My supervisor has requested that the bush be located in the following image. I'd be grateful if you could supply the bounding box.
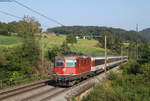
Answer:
[140,63,150,83]
[123,60,141,75]
[8,71,23,85]
[138,47,150,64]
[107,71,118,80]
[0,53,5,66]
[48,41,71,62]
[66,34,77,44]
[83,72,150,101]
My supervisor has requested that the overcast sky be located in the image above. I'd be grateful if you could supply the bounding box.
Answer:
[0,0,150,31]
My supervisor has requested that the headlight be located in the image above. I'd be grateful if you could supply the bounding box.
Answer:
[63,68,67,72]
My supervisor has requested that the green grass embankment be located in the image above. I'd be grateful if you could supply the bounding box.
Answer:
[0,34,107,55]
[42,34,105,55]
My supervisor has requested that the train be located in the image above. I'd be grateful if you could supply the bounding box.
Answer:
[52,55,128,86]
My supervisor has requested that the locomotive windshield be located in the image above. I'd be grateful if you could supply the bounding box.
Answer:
[55,60,64,67]
[66,60,77,67]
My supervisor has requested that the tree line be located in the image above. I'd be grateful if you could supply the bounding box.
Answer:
[0,16,42,36]
[47,26,146,54]
[47,26,145,43]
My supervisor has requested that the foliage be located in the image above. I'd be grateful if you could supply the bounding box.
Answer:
[66,34,77,44]
[8,71,23,85]
[0,53,5,66]
[82,45,150,101]
[0,16,42,89]
[47,26,144,43]
[47,41,71,62]
[60,41,71,54]
[0,35,21,45]
[0,16,42,36]
[0,72,48,89]
[48,46,61,62]
[17,16,42,37]
[122,60,141,75]
[47,26,146,54]
[2,39,40,75]
[138,46,150,64]
[139,28,150,43]
[98,32,122,53]
[82,63,150,101]
[0,22,9,36]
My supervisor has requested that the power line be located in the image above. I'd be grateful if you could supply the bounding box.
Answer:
[12,0,65,26]
[0,10,51,28]
[0,10,22,19]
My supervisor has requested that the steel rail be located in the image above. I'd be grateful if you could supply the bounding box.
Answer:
[0,79,50,100]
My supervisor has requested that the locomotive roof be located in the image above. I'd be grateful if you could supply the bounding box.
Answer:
[55,56,90,59]
[55,55,127,59]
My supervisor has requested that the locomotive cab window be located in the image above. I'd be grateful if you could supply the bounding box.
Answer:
[55,60,64,67]
[66,60,77,67]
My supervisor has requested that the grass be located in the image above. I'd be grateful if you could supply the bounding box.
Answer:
[0,74,49,90]
[0,35,21,45]
[70,45,105,55]
[41,34,105,55]
[0,34,106,55]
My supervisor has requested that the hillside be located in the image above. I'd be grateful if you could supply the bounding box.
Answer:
[47,26,144,43]
[139,28,150,42]
[0,34,106,55]
[0,35,21,45]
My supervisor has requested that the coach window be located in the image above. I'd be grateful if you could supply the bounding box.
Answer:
[66,60,77,67]
[81,60,84,65]
[84,60,86,64]
[87,59,90,64]
[55,60,64,67]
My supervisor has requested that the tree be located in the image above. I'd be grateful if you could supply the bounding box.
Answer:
[7,21,18,34]
[98,32,122,53]
[66,34,77,44]
[47,26,144,44]
[0,22,9,36]
[138,46,150,64]
[48,41,71,62]
[19,16,41,74]
[48,46,61,62]
[60,41,71,54]
[4,16,41,75]
[7,16,42,37]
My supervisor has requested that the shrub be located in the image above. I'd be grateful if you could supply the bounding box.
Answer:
[8,71,23,85]
[47,41,71,62]
[0,53,5,66]
[107,71,118,80]
[123,60,141,75]
[66,34,77,44]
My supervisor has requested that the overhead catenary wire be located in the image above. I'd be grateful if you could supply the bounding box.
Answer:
[0,10,51,28]
[12,0,65,26]
[0,10,22,19]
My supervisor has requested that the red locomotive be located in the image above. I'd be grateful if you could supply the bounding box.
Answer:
[53,55,128,86]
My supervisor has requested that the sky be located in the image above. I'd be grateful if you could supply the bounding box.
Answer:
[0,0,150,31]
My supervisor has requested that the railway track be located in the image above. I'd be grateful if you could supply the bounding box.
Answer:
[0,63,125,101]
[0,78,93,101]
[0,79,50,101]
[0,78,72,101]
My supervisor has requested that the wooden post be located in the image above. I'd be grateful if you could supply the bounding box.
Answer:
[42,33,44,69]
[104,35,107,73]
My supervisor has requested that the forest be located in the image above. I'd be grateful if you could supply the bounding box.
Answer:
[47,26,145,43]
